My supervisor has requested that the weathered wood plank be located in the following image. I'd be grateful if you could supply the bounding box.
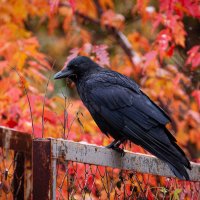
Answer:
[51,139,200,181]
[0,126,32,153]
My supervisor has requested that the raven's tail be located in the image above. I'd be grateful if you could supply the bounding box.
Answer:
[164,128,191,179]
[148,127,191,180]
[124,125,191,180]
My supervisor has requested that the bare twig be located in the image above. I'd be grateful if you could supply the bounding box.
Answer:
[107,27,136,64]
[66,112,80,139]
[93,0,103,17]
[41,61,55,138]
[61,89,68,139]
[12,68,34,137]
[59,88,77,139]
[63,96,67,139]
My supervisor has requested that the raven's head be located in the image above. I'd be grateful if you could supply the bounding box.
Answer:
[54,56,100,82]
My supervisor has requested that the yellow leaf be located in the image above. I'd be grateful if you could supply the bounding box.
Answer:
[13,51,27,70]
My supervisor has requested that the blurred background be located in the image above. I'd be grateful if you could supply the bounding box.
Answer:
[0,0,199,161]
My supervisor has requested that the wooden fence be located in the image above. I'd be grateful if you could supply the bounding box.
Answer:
[0,126,200,199]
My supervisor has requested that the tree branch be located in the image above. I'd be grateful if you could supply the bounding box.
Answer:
[59,2,136,66]
[93,0,103,17]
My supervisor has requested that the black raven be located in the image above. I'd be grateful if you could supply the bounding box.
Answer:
[54,56,191,180]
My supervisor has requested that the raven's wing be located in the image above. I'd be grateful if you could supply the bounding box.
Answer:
[83,72,190,180]
[88,84,170,133]
[85,70,171,127]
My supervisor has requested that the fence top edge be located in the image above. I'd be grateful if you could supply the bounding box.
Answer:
[0,126,32,137]
[47,137,200,165]
[46,137,200,181]
[0,126,32,152]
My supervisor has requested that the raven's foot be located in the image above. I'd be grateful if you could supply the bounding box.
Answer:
[113,146,125,156]
[106,138,126,156]
[105,140,117,148]
[106,138,126,149]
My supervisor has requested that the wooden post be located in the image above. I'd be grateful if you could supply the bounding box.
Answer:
[32,139,56,200]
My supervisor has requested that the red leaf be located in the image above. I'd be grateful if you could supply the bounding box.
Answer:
[0,61,8,75]
[173,74,181,86]
[166,44,175,57]
[33,124,42,138]
[6,118,18,128]
[159,0,174,14]
[182,0,200,18]
[6,88,22,102]
[69,0,76,13]
[156,29,172,50]
[144,50,157,67]
[44,110,57,124]
[187,45,200,59]
[50,0,60,14]
[186,45,200,70]
[92,45,110,66]
[152,13,162,32]
[101,10,125,29]
[63,48,80,69]
[87,174,94,190]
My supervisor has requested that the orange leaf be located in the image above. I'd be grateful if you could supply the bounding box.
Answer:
[192,90,200,108]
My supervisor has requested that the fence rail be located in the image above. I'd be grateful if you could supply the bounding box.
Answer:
[50,139,200,181]
[0,126,32,152]
[0,126,200,199]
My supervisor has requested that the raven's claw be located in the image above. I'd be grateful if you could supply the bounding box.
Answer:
[106,139,126,156]
[105,140,117,148]
[113,146,125,156]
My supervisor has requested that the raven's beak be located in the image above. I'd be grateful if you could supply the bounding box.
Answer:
[54,69,73,79]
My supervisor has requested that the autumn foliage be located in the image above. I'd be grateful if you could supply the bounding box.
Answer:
[0,0,199,196]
